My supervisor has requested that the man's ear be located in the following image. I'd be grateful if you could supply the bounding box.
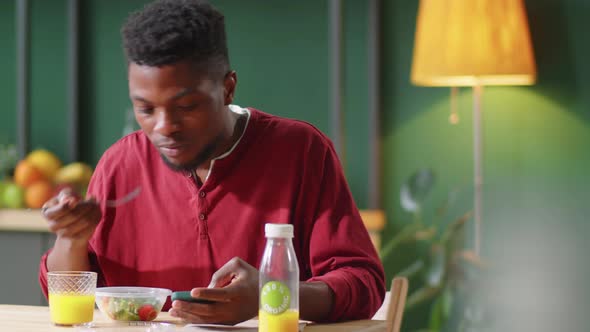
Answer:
[223,71,237,105]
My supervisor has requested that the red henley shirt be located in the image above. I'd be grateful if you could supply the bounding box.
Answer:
[39,107,385,321]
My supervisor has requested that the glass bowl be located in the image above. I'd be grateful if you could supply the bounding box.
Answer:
[95,286,172,321]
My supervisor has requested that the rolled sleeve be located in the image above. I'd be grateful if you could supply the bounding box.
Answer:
[38,246,104,300]
[38,250,51,299]
[308,266,385,321]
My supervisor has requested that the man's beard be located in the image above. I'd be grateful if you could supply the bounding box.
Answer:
[160,134,223,173]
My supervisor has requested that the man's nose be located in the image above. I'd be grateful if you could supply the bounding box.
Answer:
[153,110,181,136]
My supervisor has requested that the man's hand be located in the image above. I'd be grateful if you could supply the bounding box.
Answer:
[44,188,101,272]
[169,257,259,325]
[43,188,101,245]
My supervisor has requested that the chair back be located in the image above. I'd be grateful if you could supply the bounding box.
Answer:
[386,277,409,332]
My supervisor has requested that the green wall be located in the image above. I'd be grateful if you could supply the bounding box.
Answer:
[0,1,16,145]
[29,0,68,162]
[78,0,150,165]
[1,0,589,328]
[0,0,371,205]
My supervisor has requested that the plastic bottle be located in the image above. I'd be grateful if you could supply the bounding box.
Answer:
[259,223,300,332]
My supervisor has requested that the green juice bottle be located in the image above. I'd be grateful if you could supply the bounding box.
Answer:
[259,223,300,332]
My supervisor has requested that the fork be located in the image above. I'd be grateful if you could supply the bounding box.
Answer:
[105,187,141,207]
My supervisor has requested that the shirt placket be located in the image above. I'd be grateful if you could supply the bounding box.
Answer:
[196,188,209,239]
[185,171,209,239]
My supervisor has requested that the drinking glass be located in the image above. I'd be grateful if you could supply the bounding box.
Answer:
[47,271,97,326]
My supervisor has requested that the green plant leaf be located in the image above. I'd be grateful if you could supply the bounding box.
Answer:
[400,168,435,212]
[415,226,437,241]
[427,286,454,332]
[379,223,424,260]
[429,293,444,331]
[440,210,472,244]
[435,188,458,218]
[406,286,441,309]
[426,244,446,287]
[397,260,426,279]
[441,286,453,321]
[457,250,487,269]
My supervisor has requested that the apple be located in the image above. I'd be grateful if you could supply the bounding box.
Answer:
[2,182,25,209]
[0,181,7,208]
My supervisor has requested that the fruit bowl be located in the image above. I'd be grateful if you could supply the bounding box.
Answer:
[95,287,172,321]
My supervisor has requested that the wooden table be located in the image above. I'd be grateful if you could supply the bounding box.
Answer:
[0,305,387,331]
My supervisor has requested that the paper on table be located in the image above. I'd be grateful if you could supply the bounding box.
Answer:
[76,321,177,331]
[183,321,306,331]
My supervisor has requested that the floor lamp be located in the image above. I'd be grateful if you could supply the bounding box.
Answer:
[410,0,537,256]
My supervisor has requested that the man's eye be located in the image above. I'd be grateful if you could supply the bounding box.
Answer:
[135,107,154,115]
[177,104,197,111]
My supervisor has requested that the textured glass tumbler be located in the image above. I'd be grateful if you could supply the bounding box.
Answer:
[48,271,97,326]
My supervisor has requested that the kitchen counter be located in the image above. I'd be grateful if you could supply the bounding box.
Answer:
[0,209,48,232]
[0,209,384,240]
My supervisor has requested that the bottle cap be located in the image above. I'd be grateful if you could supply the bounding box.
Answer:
[265,223,294,238]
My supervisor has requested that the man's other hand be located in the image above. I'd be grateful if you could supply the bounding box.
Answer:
[169,257,259,325]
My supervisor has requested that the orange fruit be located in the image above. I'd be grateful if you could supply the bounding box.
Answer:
[14,160,46,188]
[25,180,55,209]
[26,149,62,181]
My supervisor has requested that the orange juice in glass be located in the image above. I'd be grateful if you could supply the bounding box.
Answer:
[48,271,97,326]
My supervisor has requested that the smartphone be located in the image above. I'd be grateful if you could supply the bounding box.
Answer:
[171,291,215,304]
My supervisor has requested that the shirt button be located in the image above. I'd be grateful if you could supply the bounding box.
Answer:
[199,213,206,220]
[199,191,206,198]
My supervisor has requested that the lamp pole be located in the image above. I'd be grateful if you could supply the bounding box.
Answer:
[472,84,483,256]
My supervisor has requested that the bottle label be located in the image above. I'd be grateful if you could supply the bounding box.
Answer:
[260,281,291,315]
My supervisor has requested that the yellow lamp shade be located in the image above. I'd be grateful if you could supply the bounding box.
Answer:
[411,0,537,87]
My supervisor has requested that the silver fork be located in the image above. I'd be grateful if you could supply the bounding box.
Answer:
[105,187,141,207]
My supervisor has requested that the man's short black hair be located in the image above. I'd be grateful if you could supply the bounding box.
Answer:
[122,0,230,76]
